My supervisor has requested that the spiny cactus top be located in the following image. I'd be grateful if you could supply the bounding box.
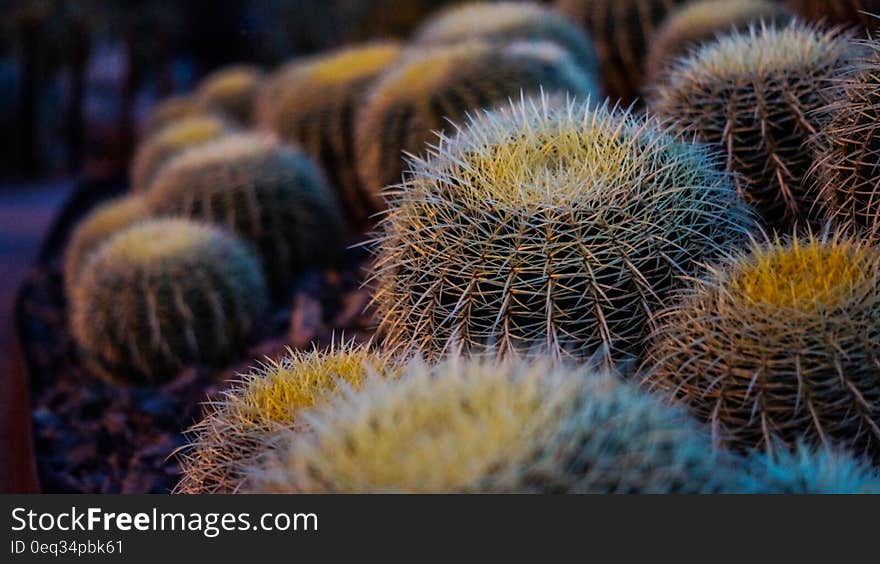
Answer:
[644,0,794,89]
[813,41,880,235]
[176,343,392,494]
[130,114,231,193]
[245,356,744,493]
[555,0,690,104]
[648,23,854,231]
[642,233,880,459]
[63,194,149,293]
[146,133,345,290]
[140,95,202,139]
[70,218,268,384]
[258,42,402,230]
[413,1,599,78]
[784,0,880,33]
[195,64,264,125]
[355,39,598,209]
[372,95,752,363]
[746,444,880,494]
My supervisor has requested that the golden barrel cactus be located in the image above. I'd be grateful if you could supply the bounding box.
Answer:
[194,64,264,125]
[642,233,880,459]
[175,344,393,494]
[648,23,854,231]
[258,42,402,230]
[372,95,752,363]
[355,40,598,209]
[140,95,202,139]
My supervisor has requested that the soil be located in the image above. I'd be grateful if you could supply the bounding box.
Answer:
[15,177,376,493]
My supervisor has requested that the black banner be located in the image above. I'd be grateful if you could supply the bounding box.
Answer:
[0,495,873,561]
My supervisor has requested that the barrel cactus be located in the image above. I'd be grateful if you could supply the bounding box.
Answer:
[413,1,599,78]
[258,42,402,230]
[146,133,345,289]
[813,42,880,235]
[355,39,598,209]
[195,64,264,125]
[140,95,201,139]
[130,114,231,193]
[176,343,392,494]
[70,218,268,384]
[555,0,690,103]
[645,0,794,89]
[63,194,149,292]
[372,95,752,363]
[746,444,880,493]
[246,356,744,493]
[642,233,880,459]
[649,23,854,231]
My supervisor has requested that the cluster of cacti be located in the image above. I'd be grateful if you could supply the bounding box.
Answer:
[642,233,880,458]
[63,194,149,292]
[372,95,751,363]
[176,343,392,494]
[355,39,598,209]
[813,42,880,235]
[145,133,345,289]
[555,0,690,103]
[649,22,854,231]
[644,0,794,88]
[412,2,599,78]
[257,42,403,230]
[784,0,880,33]
[140,95,203,139]
[194,65,264,125]
[70,218,268,384]
[130,114,231,193]
[244,355,744,493]
[745,444,880,493]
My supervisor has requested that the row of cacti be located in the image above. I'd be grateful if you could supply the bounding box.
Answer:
[57,1,880,491]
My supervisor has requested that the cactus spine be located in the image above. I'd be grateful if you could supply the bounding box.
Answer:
[70,218,268,384]
[372,95,752,363]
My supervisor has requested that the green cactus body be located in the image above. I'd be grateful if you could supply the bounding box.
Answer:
[355,40,598,209]
[645,0,794,89]
[140,95,202,139]
[813,42,880,235]
[555,0,690,104]
[63,194,150,292]
[413,1,599,79]
[70,218,268,384]
[176,344,393,494]
[649,23,854,231]
[372,95,752,363]
[642,234,880,459]
[259,42,402,230]
[146,134,344,290]
[245,356,744,493]
[130,114,231,193]
[195,64,264,125]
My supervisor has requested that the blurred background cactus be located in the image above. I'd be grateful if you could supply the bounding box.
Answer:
[373,96,752,363]
[355,40,598,210]
[70,218,268,384]
[644,0,794,89]
[784,0,880,34]
[813,41,880,235]
[649,23,854,231]
[246,356,746,493]
[193,65,264,125]
[643,233,880,459]
[555,0,690,104]
[145,134,344,290]
[745,444,880,493]
[130,114,231,193]
[258,42,402,230]
[176,344,392,494]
